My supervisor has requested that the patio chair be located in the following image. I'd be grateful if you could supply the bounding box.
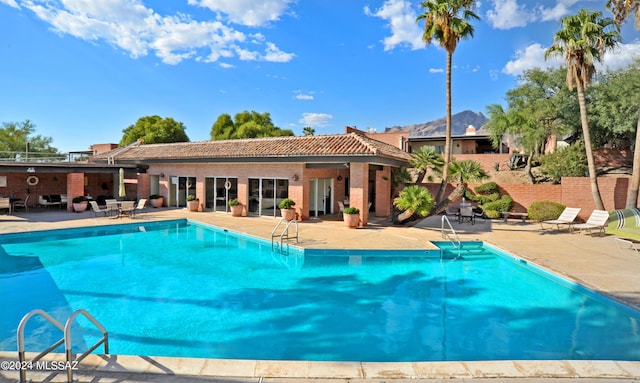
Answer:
[119,201,136,218]
[89,201,109,217]
[0,197,11,214]
[12,194,30,213]
[133,198,147,218]
[338,201,345,218]
[540,207,581,231]
[571,210,609,236]
[105,199,119,217]
[459,206,475,224]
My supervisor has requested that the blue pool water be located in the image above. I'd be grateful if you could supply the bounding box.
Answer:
[1,219,639,362]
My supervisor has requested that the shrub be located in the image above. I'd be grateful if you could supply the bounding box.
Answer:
[278,198,296,209]
[72,196,87,203]
[472,192,500,205]
[538,142,587,183]
[149,194,162,199]
[228,199,240,206]
[483,195,514,219]
[186,194,197,201]
[528,201,566,221]
[474,182,498,195]
[343,207,360,214]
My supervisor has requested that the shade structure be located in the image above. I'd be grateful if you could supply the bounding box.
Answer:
[118,168,126,199]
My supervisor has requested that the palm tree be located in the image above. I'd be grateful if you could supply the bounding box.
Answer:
[302,126,315,136]
[431,159,488,215]
[545,9,620,211]
[410,146,444,185]
[607,0,640,208]
[393,185,435,223]
[416,0,479,203]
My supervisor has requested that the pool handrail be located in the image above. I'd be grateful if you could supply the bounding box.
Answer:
[441,214,461,249]
[17,308,108,383]
[271,217,298,251]
[17,309,65,383]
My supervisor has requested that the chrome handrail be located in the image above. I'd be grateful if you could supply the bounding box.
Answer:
[17,308,108,383]
[441,215,461,249]
[64,309,109,383]
[271,218,299,251]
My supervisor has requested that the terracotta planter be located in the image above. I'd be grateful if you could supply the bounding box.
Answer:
[343,213,360,228]
[230,204,243,217]
[187,200,199,212]
[73,201,88,213]
[280,208,296,221]
[150,197,163,208]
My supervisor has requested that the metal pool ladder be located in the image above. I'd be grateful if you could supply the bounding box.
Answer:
[271,217,299,251]
[17,308,108,383]
[441,214,461,249]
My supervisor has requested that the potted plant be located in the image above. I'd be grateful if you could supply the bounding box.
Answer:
[186,194,199,212]
[278,198,297,221]
[72,196,88,213]
[149,194,164,208]
[343,207,360,228]
[229,198,243,217]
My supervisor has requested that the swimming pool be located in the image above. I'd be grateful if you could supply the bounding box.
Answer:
[1,219,639,362]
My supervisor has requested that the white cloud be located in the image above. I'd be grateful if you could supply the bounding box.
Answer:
[0,0,19,8]
[219,62,234,68]
[537,0,578,22]
[486,0,535,30]
[294,90,314,100]
[602,40,640,71]
[299,113,333,127]
[502,41,640,77]
[502,43,561,76]
[429,68,444,73]
[364,0,423,51]
[14,0,293,65]
[187,0,296,27]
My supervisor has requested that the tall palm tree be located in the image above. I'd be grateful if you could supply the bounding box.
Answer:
[607,0,640,208]
[416,0,479,203]
[410,146,444,185]
[545,9,620,210]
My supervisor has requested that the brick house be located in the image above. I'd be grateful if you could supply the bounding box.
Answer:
[89,133,411,225]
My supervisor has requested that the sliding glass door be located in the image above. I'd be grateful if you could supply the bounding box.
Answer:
[247,178,289,217]
[205,177,237,212]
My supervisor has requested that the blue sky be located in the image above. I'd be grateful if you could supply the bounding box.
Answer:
[1,0,640,154]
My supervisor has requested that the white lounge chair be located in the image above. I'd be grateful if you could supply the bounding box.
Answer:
[571,209,609,236]
[133,199,147,218]
[540,207,581,231]
[89,201,109,217]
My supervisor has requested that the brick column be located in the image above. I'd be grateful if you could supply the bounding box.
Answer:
[66,173,85,212]
[349,162,369,226]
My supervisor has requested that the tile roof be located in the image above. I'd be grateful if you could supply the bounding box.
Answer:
[92,133,411,164]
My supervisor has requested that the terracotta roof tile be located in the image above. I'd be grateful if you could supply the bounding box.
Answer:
[93,133,411,163]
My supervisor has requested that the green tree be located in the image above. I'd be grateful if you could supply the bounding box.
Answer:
[0,120,59,159]
[431,159,488,215]
[121,115,189,146]
[302,127,315,136]
[417,0,479,203]
[393,185,435,223]
[211,113,235,140]
[607,0,640,208]
[210,111,294,140]
[410,146,444,185]
[545,9,620,210]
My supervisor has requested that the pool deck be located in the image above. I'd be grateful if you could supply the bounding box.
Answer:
[1,207,639,382]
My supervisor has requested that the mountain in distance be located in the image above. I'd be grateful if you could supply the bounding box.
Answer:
[384,110,488,137]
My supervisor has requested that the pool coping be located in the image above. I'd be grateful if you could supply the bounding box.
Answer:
[1,352,639,380]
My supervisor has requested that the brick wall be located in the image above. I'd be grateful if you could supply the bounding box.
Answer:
[426,176,637,221]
